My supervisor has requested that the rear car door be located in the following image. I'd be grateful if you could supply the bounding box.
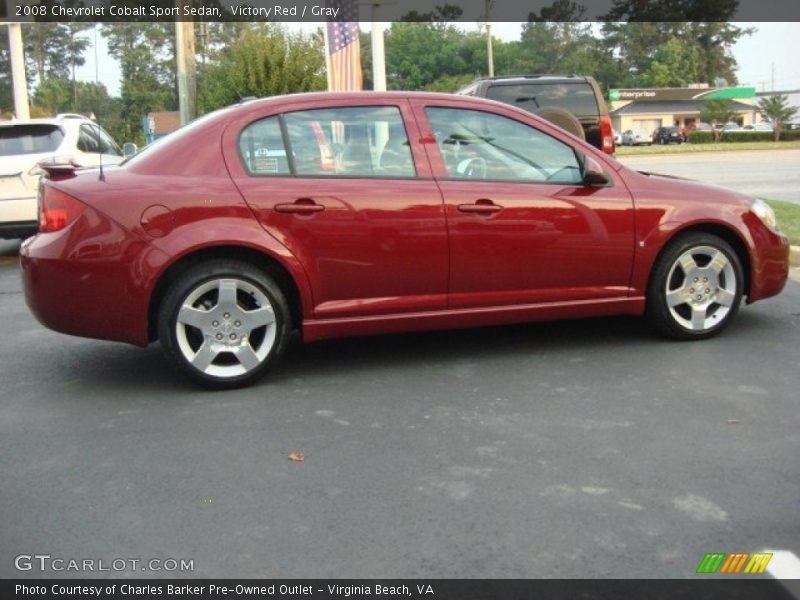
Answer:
[225,99,449,320]
[412,99,635,309]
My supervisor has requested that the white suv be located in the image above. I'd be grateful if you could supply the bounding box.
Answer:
[0,114,125,239]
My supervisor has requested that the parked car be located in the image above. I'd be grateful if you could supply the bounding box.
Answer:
[621,128,653,145]
[722,122,742,132]
[457,75,615,154]
[742,122,774,132]
[21,92,789,388]
[652,126,682,145]
[0,114,125,239]
[652,126,683,145]
[613,129,622,145]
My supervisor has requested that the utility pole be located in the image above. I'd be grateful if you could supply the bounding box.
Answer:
[485,0,494,77]
[7,23,30,120]
[371,3,386,92]
[175,11,196,126]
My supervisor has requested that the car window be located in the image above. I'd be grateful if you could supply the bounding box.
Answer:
[485,82,598,117]
[77,124,101,154]
[284,106,415,178]
[238,117,290,176]
[0,124,64,156]
[425,107,583,185]
[93,125,122,156]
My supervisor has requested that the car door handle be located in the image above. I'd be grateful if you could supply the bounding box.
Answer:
[457,199,503,214]
[274,199,325,214]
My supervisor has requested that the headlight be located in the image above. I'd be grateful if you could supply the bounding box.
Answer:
[751,198,779,231]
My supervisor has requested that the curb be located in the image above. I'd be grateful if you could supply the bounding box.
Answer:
[791,246,800,267]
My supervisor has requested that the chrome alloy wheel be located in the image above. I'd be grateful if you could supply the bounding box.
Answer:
[175,278,277,378]
[665,245,737,332]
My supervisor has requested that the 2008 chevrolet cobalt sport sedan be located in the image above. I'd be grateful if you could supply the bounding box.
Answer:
[21,92,790,388]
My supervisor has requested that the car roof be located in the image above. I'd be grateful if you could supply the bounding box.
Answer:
[0,114,93,128]
[471,75,591,84]
[226,91,524,115]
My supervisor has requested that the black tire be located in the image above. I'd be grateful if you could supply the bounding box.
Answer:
[158,259,291,389]
[646,232,744,340]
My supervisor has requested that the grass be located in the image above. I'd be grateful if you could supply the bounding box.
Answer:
[765,199,800,246]
[615,140,800,155]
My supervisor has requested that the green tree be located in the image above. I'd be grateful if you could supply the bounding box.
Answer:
[699,99,738,142]
[197,24,325,112]
[103,23,177,144]
[0,30,11,115]
[641,37,701,87]
[757,95,799,142]
[23,23,71,83]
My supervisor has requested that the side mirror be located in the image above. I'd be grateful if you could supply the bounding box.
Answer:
[122,143,138,158]
[582,156,611,187]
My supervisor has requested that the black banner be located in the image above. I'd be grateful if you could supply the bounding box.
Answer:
[4,580,800,600]
[3,0,800,23]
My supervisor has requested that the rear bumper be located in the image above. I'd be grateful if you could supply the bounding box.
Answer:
[0,196,37,238]
[20,207,168,346]
[0,220,37,240]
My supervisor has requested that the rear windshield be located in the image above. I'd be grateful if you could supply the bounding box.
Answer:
[0,124,65,156]
[486,82,598,117]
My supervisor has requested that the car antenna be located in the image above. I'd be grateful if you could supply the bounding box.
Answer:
[98,151,105,181]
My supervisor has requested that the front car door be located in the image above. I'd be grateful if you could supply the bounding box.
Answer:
[411,100,635,309]
[225,99,449,320]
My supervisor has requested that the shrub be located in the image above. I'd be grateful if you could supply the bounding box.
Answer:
[686,129,800,144]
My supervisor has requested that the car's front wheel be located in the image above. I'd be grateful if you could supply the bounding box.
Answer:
[646,232,744,340]
[158,260,291,389]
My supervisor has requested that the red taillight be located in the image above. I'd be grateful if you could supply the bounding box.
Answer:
[38,185,85,233]
[600,115,615,154]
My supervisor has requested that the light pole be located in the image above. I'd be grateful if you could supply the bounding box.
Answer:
[175,12,196,125]
[7,23,30,120]
[485,0,494,78]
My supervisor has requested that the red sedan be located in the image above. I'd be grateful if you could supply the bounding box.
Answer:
[21,93,790,388]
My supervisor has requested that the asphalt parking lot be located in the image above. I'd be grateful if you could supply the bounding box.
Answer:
[1,237,798,579]
[618,149,800,204]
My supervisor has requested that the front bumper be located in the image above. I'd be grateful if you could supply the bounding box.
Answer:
[20,207,168,346]
[745,214,790,303]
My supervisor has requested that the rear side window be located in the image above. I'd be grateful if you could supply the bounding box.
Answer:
[0,125,64,156]
[77,124,101,153]
[238,117,290,176]
[95,125,122,156]
[486,83,598,117]
[284,106,415,178]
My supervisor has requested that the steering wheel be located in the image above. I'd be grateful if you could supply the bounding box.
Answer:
[457,157,487,179]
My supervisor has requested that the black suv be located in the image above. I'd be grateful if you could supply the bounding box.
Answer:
[653,126,683,145]
[457,75,615,154]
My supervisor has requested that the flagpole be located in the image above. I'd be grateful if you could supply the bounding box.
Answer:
[322,23,333,92]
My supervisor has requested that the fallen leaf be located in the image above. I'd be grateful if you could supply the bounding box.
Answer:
[726,419,742,424]
[288,452,305,462]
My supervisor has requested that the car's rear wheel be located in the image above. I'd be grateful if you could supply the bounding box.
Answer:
[646,232,744,340]
[158,260,291,389]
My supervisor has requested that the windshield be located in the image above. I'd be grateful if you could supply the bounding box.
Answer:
[0,124,65,156]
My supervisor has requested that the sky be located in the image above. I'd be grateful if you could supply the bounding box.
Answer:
[73,22,800,98]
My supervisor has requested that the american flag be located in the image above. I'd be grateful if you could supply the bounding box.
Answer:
[325,0,363,91]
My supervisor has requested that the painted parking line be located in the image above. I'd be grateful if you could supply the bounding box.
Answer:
[0,256,19,265]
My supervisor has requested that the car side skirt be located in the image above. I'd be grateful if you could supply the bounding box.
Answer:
[302,296,645,343]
